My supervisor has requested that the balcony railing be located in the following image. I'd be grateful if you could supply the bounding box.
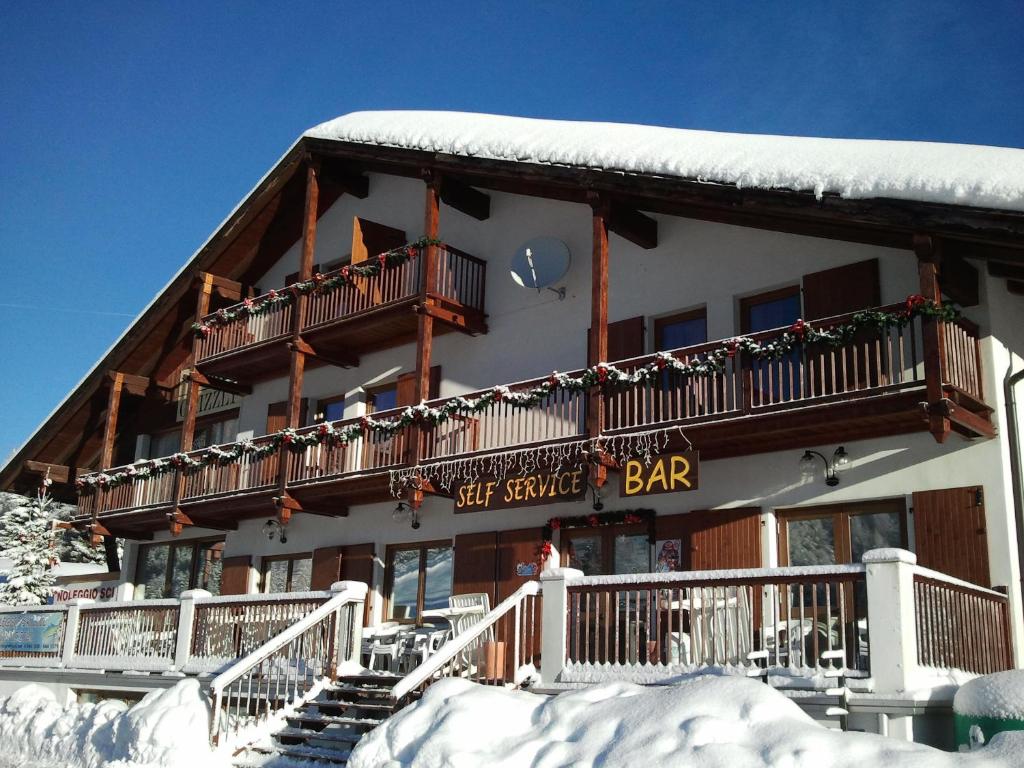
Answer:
[194,244,486,366]
[76,303,985,520]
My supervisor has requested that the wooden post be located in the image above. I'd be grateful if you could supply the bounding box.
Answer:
[100,373,124,470]
[277,159,320,511]
[409,174,441,467]
[588,194,610,486]
[181,273,216,453]
[914,234,950,443]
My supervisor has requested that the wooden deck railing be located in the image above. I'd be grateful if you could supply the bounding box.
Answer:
[432,245,487,313]
[73,600,181,671]
[913,570,1013,675]
[180,435,281,502]
[287,410,415,485]
[564,566,869,677]
[302,253,423,330]
[941,318,984,401]
[77,462,178,517]
[195,289,295,363]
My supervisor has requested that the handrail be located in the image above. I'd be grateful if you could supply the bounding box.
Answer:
[209,582,366,745]
[392,580,542,703]
[567,563,866,588]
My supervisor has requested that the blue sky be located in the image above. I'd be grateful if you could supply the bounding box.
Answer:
[1,1,1023,463]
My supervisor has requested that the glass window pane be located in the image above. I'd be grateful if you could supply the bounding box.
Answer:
[423,547,453,612]
[390,549,421,620]
[195,541,224,595]
[660,316,706,350]
[322,400,345,421]
[290,558,312,592]
[851,511,902,563]
[614,534,650,574]
[169,545,195,598]
[566,535,603,576]
[264,560,290,594]
[787,517,835,566]
[138,544,169,598]
[747,294,801,332]
[371,387,398,413]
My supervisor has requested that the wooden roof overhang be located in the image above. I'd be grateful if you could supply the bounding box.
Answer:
[4,135,1024,495]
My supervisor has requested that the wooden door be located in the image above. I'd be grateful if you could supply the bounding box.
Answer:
[453,532,498,607]
[689,508,762,570]
[311,546,343,590]
[497,527,545,674]
[913,486,990,587]
[340,543,376,625]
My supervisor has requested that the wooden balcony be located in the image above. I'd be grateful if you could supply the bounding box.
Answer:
[195,244,487,383]
[74,305,992,534]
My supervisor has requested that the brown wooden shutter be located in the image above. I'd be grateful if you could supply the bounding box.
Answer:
[396,366,441,407]
[589,316,646,363]
[689,508,762,570]
[496,527,544,674]
[219,555,252,595]
[352,217,407,263]
[267,399,308,432]
[912,486,991,587]
[802,259,880,320]
[310,546,343,590]
[339,543,376,625]
[453,531,498,607]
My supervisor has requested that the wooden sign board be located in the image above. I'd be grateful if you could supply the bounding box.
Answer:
[620,451,699,497]
[455,467,587,513]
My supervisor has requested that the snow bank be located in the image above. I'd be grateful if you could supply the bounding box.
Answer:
[349,675,1022,768]
[0,680,218,768]
[955,670,1024,720]
[305,111,1024,212]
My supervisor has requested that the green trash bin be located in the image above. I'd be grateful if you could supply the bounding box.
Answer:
[953,670,1024,749]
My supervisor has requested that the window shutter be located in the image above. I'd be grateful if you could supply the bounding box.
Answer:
[310,546,343,590]
[453,531,498,608]
[589,316,645,363]
[688,508,762,570]
[912,487,990,586]
[802,259,880,320]
[339,543,376,625]
[267,398,307,432]
[219,555,252,595]
[351,217,407,264]
[396,366,441,407]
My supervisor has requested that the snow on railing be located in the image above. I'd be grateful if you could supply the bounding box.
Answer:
[208,581,367,746]
[392,581,542,706]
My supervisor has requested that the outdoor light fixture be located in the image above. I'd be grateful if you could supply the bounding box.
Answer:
[799,447,849,487]
[410,508,421,530]
[262,518,287,544]
[590,482,604,512]
[393,501,410,523]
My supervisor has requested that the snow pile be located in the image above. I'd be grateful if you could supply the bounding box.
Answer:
[955,670,1024,720]
[0,679,216,768]
[350,675,1022,768]
[306,111,1024,212]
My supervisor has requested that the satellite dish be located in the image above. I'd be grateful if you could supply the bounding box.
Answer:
[511,237,570,299]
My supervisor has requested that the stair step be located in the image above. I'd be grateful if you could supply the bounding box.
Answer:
[335,674,402,688]
[276,722,378,742]
[239,743,352,765]
[311,700,395,712]
[327,683,397,698]
[288,712,391,730]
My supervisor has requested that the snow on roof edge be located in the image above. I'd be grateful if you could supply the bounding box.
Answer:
[304,110,1024,213]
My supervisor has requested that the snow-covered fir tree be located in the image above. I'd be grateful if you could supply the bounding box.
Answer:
[0,488,60,605]
[0,491,109,566]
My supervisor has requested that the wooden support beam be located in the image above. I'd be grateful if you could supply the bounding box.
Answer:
[914,234,951,444]
[439,176,490,221]
[288,337,360,369]
[106,371,149,397]
[187,368,253,395]
[199,272,245,302]
[168,510,192,536]
[273,493,347,521]
[181,273,216,452]
[415,300,488,335]
[23,460,71,485]
[928,399,997,439]
[608,200,658,249]
[587,194,610,430]
[100,373,124,469]
[939,253,979,307]
[321,159,369,199]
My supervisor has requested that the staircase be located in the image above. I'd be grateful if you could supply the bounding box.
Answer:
[233,674,402,767]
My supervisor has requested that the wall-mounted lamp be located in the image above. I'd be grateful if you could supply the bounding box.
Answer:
[262,518,288,544]
[799,446,850,487]
[589,482,604,512]
[393,501,421,530]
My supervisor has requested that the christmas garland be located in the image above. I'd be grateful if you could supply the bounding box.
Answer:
[80,295,957,494]
[191,237,442,338]
[540,509,656,562]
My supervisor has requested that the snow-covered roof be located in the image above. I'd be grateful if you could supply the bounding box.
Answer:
[306,111,1024,212]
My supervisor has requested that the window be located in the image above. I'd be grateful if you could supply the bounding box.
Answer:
[367,384,398,414]
[561,524,651,576]
[778,499,907,567]
[192,413,239,451]
[134,538,225,599]
[654,308,707,351]
[148,430,181,460]
[384,541,453,622]
[315,395,346,423]
[741,287,802,401]
[261,553,313,593]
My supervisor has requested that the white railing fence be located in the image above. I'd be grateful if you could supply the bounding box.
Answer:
[209,581,366,746]
[391,581,542,706]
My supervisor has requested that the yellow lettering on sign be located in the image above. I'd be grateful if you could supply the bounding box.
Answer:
[646,459,668,493]
[571,470,583,495]
[671,456,691,489]
[456,485,470,509]
[484,481,497,507]
[504,480,515,503]
[624,460,644,495]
